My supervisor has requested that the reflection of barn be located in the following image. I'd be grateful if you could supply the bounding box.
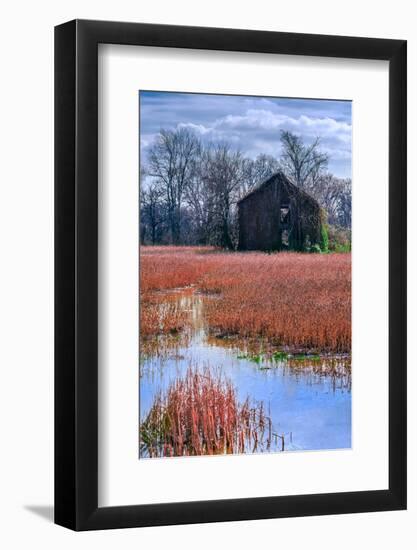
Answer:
[238,171,323,251]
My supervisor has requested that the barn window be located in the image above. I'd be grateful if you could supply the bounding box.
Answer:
[280,206,289,224]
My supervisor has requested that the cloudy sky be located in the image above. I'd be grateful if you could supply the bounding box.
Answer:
[140,91,352,179]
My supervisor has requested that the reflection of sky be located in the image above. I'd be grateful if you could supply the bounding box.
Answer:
[140,91,352,179]
[140,341,352,455]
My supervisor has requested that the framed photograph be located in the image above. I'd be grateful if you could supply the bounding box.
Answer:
[55,19,406,531]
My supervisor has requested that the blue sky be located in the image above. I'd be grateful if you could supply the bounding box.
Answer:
[140,91,352,178]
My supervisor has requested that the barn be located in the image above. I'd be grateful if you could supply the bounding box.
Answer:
[237,171,323,251]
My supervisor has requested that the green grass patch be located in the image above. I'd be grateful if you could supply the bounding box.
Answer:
[292,354,321,362]
[237,353,264,364]
[272,351,289,361]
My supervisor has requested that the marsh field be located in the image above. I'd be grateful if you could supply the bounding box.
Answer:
[139,246,351,458]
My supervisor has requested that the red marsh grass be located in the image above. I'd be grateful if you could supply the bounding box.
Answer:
[140,367,272,457]
[140,246,217,292]
[140,246,351,353]
[140,292,189,338]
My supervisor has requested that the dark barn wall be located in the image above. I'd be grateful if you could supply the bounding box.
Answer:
[238,173,322,251]
[238,178,282,250]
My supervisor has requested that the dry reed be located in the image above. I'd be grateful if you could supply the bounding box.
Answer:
[140,367,272,457]
[140,247,351,353]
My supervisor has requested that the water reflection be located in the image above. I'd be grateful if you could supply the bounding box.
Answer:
[140,290,351,456]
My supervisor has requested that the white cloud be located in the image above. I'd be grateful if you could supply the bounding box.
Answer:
[177,122,214,135]
[213,109,351,137]
[140,95,352,178]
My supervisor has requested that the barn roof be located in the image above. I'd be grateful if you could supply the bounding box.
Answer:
[237,170,318,206]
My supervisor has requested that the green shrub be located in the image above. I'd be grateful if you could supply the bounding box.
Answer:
[327,224,351,252]
[319,209,329,253]
[320,224,329,253]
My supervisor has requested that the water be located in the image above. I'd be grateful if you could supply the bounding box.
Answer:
[140,291,351,455]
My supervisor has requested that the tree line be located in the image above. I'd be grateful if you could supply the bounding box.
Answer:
[140,127,351,247]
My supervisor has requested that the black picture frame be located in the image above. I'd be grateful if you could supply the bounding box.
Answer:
[55,19,407,531]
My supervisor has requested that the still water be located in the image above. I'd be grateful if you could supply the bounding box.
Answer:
[140,292,351,454]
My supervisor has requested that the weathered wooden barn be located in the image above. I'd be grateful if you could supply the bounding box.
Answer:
[237,171,323,251]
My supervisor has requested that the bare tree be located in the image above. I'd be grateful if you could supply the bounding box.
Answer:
[183,151,215,244]
[141,126,350,246]
[241,154,280,197]
[338,180,352,228]
[279,130,328,190]
[140,183,165,244]
[201,144,245,249]
[312,174,351,228]
[148,128,201,244]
